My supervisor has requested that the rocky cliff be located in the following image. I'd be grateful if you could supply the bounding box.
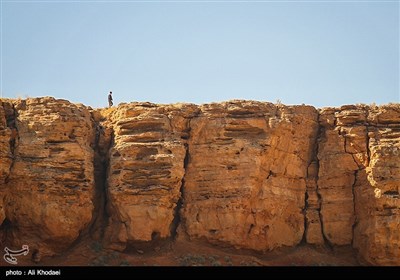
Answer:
[0,97,399,265]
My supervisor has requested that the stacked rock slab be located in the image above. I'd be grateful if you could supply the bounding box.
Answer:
[105,102,199,249]
[317,106,365,246]
[0,97,95,256]
[317,104,400,265]
[353,105,400,265]
[181,101,319,251]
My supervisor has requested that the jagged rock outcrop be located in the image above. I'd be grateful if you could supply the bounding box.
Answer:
[0,98,96,256]
[0,97,398,265]
[181,102,318,251]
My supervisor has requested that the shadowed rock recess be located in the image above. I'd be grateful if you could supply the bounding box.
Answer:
[0,97,399,265]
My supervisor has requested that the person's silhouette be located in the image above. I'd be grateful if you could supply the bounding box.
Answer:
[108,91,113,107]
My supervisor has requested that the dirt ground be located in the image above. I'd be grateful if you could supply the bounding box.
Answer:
[7,237,361,267]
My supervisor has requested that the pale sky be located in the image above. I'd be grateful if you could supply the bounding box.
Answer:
[1,0,399,108]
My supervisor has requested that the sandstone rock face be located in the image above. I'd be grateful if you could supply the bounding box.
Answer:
[317,104,400,265]
[181,101,319,251]
[104,103,198,249]
[317,106,363,246]
[0,102,12,185]
[0,97,398,265]
[0,101,13,227]
[0,98,95,256]
[353,105,400,265]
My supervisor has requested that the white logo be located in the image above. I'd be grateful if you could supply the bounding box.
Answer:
[3,245,29,265]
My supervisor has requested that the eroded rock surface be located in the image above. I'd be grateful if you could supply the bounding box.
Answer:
[353,106,400,265]
[0,97,398,265]
[181,101,319,251]
[0,101,13,228]
[317,105,400,265]
[0,97,95,256]
[104,103,198,250]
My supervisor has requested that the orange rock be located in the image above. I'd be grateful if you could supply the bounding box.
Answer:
[182,101,319,251]
[0,98,398,265]
[104,102,198,249]
[353,105,400,265]
[1,97,95,256]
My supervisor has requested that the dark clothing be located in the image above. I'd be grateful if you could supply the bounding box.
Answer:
[108,94,113,107]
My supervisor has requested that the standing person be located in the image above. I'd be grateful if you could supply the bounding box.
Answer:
[108,91,113,107]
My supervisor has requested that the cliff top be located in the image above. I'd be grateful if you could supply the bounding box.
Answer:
[1,96,399,110]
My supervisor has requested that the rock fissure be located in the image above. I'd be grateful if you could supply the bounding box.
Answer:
[4,103,18,184]
[351,170,358,247]
[88,113,113,240]
[171,142,190,239]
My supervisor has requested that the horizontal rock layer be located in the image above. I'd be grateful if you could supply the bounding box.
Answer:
[0,98,96,256]
[0,97,398,265]
[103,103,198,249]
[182,102,318,251]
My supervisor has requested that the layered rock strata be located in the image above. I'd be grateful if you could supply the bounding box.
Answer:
[0,98,95,256]
[181,102,318,251]
[104,103,198,249]
[0,97,398,265]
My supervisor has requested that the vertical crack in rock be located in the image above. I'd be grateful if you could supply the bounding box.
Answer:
[314,114,332,247]
[340,128,357,245]
[351,170,358,246]
[302,191,308,244]
[170,142,190,239]
[4,103,18,184]
[170,112,197,240]
[365,128,371,165]
[88,111,113,240]
[303,106,325,246]
[1,102,18,244]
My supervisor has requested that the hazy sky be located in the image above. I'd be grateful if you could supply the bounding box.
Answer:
[1,0,399,108]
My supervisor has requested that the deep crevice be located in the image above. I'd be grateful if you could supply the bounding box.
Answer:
[351,170,358,247]
[0,218,13,244]
[303,110,324,245]
[57,112,114,255]
[315,114,332,248]
[170,142,190,239]
[301,191,309,244]
[4,103,18,184]
[365,127,371,165]
[88,116,113,240]
[170,115,194,240]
